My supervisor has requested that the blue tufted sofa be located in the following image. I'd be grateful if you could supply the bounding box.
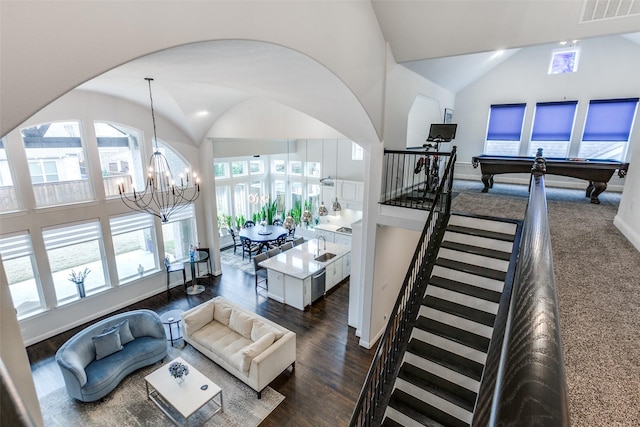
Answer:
[55,309,168,402]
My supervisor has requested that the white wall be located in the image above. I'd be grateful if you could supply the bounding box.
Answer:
[615,138,640,250]
[0,1,386,145]
[454,35,640,192]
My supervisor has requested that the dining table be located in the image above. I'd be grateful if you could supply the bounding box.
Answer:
[239,225,289,253]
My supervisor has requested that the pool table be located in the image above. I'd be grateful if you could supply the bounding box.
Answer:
[471,155,629,204]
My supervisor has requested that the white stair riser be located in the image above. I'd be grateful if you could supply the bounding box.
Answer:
[426,286,499,315]
[449,215,517,235]
[443,230,514,253]
[438,248,509,272]
[403,352,480,393]
[419,305,493,338]
[396,378,473,424]
[411,329,487,365]
[432,266,504,293]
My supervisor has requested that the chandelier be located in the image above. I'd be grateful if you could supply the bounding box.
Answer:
[118,78,200,223]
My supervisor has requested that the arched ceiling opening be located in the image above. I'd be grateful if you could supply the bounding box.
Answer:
[77,40,379,148]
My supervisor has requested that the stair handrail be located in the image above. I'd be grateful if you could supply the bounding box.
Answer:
[349,146,457,426]
[481,149,570,426]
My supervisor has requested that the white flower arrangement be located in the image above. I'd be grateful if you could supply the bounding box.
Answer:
[168,361,189,379]
[68,267,91,284]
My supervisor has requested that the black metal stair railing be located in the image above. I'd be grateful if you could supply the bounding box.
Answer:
[349,146,457,426]
[472,150,571,426]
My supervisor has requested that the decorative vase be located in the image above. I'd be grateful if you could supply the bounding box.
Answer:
[174,375,185,385]
[75,281,86,298]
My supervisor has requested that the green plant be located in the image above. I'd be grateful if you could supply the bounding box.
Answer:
[218,213,232,230]
[264,199,278,224]
[235,214,245,229]
[289,201,302,225]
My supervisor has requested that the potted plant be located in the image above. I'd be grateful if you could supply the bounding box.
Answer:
[168,360,189,385]
[68,267,91,298]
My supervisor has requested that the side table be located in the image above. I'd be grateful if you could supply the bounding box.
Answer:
[160,309,184,347]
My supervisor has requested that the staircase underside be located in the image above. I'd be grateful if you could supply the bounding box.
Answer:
[383,213,521,427]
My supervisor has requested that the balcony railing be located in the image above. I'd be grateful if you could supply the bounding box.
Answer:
[381,147,456,210]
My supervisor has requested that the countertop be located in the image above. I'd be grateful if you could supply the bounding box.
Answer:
[258,238,351,279]
[313,223,353,235]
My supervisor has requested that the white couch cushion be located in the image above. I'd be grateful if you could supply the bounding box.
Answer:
[213,301,233,326]
[192,322,252,371]
[251,319,284,342]
[182,302,214,333]
[229,309,254,339]
[240,332,276,372]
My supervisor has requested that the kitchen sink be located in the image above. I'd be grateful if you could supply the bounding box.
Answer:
[336,227,352,234]
[314,252,337,262]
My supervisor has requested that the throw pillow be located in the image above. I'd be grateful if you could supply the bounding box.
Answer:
[183,303,214,333]
[229,309,254,339]
[92,328,123,360]
[213,302,233,326]
[103,320,135,345]
[240,331,275,372]
[251,320,285,342]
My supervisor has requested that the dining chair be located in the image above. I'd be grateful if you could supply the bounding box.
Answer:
[272,218,283,226]
[240,236,259,260]
[280,242,293,252]
[164,257,186,293]
[267,246,281,258]
[285,227,296,242]
[253,252,269,291]
[244,220,256,228]
[269,233,287,249]
[228,228,242,255]
[293,237,305,247]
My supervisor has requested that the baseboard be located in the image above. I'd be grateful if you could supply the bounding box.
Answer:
[614,215,640,252]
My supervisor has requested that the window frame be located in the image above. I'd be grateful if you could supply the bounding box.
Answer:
[527,100,578,157]
[484,103,527,156]
[109,213,159,284]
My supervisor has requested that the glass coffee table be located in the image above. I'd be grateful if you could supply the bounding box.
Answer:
[145,357,223,426]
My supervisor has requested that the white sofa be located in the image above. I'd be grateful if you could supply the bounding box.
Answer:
[181,296,296,398]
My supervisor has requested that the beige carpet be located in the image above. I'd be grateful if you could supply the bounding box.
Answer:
[452,180,640,426]
[40,344,284,427]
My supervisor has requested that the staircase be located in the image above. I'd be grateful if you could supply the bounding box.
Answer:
[383,214,520,427]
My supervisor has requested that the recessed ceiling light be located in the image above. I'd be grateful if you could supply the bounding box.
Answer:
[196,110,209,117]
[559,41,567,45]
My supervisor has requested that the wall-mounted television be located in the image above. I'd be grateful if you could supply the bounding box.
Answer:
[427,123,457,142]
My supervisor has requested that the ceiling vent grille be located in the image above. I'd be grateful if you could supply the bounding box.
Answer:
[581,0,640,22]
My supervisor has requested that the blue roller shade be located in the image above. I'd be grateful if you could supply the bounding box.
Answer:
[531,101,577,141]
[487,104,526,141]
[583,98,639,141]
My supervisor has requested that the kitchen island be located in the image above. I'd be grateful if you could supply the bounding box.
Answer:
[259,239,351,310]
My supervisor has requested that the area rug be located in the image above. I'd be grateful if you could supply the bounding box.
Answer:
[40,344,284,427]
[220,247,255,275]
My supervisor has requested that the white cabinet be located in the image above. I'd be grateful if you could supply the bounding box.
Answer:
[325,255,344,292]
[315,228,335,243]
[267,270,285,303]
[283,275,310,311]
[334,233,352,246]
[341,252,351,281]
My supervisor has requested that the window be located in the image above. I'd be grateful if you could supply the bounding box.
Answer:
[162,204,196,262]
[548,47,581,75]
[234,183,248,220]
[352,142,364,160]
[95,122,144,198]
[306,162,321,178]
[0,138,19,212]
[0,232,45,319]
[528,101,578,157]
[578,98,638,161]
[231,161,247,177]
[156,140,195,188]
[110,213,158,283]
[43,221,108,303]
[21,121,93,207]
[289,161,303,176]
[249,160,264,175]
[273,180,286,216]
[484,104,526,156]
[214,162,230,179]
[272,159,286,174]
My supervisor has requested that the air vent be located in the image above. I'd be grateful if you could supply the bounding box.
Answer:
[581,0,640,22]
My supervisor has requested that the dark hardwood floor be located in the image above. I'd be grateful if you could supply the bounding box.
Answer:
[27,262,376,426]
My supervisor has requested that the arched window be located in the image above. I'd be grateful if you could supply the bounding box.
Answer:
[95,122,145,197]
[21,121,93,207]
